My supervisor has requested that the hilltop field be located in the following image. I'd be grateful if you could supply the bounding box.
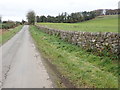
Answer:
[38,15,118,32]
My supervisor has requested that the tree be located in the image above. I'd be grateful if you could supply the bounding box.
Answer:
[36,16,40,22]
[36,10,97,23]
[64,12,67,23]
[22,19,26,24]
[26,10,36,25]
[46,15,55,22]
[39,15,47,22]
[0,16,1,23]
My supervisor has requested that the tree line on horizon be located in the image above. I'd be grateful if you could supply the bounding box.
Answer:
[36,9,119,23]
[36,11,96,23]
[26,9,119,24]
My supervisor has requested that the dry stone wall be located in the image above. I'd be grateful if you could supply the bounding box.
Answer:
[36,25,119,55]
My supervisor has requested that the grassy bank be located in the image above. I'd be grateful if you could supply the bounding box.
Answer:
[38,15,118,32]
[30,26,118,88]
[0,25,23,44]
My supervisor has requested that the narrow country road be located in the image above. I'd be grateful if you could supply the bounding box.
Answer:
[0,25,53,88]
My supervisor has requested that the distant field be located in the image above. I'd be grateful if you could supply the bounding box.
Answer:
[38,15,118,32]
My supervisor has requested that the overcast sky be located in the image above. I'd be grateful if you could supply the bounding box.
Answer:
[0,0,119,21]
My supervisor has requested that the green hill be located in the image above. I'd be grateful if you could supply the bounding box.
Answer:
[38,15,118,32]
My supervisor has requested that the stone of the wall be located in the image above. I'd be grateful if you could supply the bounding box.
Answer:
[36,25,119,55]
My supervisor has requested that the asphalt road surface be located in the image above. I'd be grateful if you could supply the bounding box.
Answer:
[0,25,53,88]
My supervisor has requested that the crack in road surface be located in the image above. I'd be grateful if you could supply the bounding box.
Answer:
[0,25,53,88]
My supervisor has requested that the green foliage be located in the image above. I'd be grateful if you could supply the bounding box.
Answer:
[36,11,96,23]
[0,16,1,23]
[2,23,15,29]
[38,15,118,32]
[30,25,118,88]
[1,21,21,29]
[36,9,119,23]
[26,10,36,25]
[0,21,21,29]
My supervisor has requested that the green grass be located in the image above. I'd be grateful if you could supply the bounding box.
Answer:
[38,15,118,32]
[30,25,118,88]
[0,25,23,44]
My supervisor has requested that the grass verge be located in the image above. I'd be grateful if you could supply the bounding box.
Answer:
[30,25,118,88]
[0,25,23,44]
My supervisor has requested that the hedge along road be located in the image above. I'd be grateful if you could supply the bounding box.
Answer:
[0,25,53,88]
